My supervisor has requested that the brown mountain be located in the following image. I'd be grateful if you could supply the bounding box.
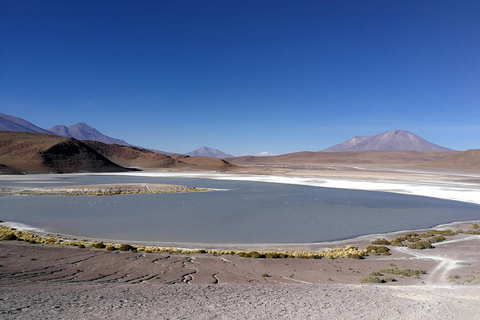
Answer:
[84,141,237,170]
[0,132,238,173]
[84,141,176,169]
[229,150,458,167]
[175,156,237,170]
[186,146,235,159]
[0,131,130,173]
[323,130,452,152]
[420,149,480,171]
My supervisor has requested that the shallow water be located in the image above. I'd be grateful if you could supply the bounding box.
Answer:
[1,174,479,244]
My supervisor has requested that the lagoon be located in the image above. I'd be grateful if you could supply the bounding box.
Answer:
[1,174,479,245]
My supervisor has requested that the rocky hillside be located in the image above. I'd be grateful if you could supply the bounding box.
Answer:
[84,141,176,169]
[0,131,130,173]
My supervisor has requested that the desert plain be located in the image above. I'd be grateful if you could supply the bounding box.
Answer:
[1,162,480,319]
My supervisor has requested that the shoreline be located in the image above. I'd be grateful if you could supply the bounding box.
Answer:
[1,170,479,251]
[2,218,479,252]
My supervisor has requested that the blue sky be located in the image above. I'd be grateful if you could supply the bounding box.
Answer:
[1,1,479,155]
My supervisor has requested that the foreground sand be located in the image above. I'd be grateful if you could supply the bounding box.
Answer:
[1,221,479,319]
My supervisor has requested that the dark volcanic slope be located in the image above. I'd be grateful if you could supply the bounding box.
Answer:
[0,131,130,173]
[229,150,458,167]
[323,130,452,152]
[84,141,176,169]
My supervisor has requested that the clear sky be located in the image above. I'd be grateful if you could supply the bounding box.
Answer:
[1,1,479,155]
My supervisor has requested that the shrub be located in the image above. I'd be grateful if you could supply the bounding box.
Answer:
[105,245,116,251]
[250,252,263,259]
[261,273,269,277]
[365,245,390,254]
[408,241,433,249]
[1,233,17,241]
[390,239,405,246]
[473,223,479,229]
[426,235,446,244]
[369,271,383,276]
[78,244,85,248]
[93,241,105,249]
[371,238,391,245]
[463,229,480,235]
[359,277,395,283]
[118,243,133,251]
[379,269,426,277]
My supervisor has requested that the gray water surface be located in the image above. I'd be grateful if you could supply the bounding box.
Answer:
[1,174,479,244]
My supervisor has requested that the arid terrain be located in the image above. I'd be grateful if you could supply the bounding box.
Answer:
[0,131,237,174]
[1,220,479,319]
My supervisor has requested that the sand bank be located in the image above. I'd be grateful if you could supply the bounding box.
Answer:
[0,183,210,196]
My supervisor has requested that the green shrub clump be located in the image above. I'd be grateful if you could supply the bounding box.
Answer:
[371,238,391,245]
[93,241,106,249]
[408,241,433,249]
[105,245,116,251]
[365,245,390,254]
[359,277,396,283]
[379,269,426,277]
[118,243,134,251]
[1,233,17,241]
[472,223,479,229]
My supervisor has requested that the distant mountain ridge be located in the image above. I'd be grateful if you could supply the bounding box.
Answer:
[186,146,234,159]
[323,130,452,152]
[48,123,132,146]
[0,113,132,146]
[0,112,52,134]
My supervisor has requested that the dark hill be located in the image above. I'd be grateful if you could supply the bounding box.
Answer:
[84,141,176,169]
[0,131,130,173]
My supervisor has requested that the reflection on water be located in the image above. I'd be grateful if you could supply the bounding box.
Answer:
[1,174,479,244]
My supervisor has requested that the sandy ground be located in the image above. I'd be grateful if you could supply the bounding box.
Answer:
[1,167,480,319]
[1,223,479,319]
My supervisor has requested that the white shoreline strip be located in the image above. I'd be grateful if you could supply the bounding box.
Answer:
[114,172,480,205]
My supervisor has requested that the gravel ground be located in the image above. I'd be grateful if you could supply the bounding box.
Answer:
[1,283,479,320]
